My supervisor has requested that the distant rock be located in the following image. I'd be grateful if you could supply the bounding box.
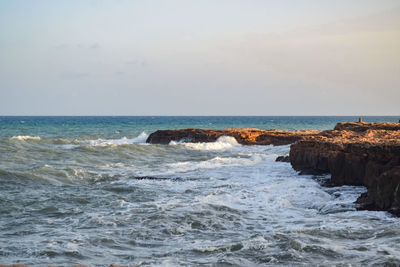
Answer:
[334,121,400,132]
[146,128,319,146]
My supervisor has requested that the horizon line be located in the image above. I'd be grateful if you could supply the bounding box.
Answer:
[1,115,399,117]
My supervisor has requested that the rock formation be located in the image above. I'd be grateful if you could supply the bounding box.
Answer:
[276,155,290,162]
[334,121,400,132]
[290,122,400,215]
[146,128,319,145]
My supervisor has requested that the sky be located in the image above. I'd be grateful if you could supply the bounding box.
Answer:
[0,0,399,115]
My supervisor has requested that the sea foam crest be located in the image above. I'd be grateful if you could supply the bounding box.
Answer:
[165,154,262,173]
[169,136,239,151]
[10,135,41,141]
[88,132,148,147]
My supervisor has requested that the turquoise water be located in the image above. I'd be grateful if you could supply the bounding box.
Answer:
[1,116,399,266]
[1,116,398,138]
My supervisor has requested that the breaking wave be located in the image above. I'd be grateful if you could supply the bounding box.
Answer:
[87,132,148,147]
[10,135,41,141]
[169,136,239,151]
[165,154,262,173]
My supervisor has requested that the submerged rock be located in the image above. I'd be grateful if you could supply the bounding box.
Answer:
[146,128,319,146]
[290,122,400,216]
[276,155,290,162]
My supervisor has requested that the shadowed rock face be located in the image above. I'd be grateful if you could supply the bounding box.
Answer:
[146,128,319,145]
[290,122,400,215]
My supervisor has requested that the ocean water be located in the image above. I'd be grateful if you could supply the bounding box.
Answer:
[1,116,399,266]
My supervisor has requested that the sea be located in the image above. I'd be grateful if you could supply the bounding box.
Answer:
[1,116,399,266]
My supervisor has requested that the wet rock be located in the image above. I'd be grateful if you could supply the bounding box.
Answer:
[276,155,290,162]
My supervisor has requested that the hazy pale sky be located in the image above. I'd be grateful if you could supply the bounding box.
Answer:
[1,0,399,115]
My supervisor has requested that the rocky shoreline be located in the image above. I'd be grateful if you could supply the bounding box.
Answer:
[290,122,400,216]
[146,122,400,216]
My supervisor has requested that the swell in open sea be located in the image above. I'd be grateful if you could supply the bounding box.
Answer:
[1,116,400,266]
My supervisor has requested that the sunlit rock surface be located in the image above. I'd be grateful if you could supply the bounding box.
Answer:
[146,128,319,145]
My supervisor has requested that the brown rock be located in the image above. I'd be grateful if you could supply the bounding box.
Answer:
[290,122,400,215]
[146,128,319,146]
[334,121,400,132]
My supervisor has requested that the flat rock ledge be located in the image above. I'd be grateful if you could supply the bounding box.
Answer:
[146,128,319,145]
[290,122,400,216]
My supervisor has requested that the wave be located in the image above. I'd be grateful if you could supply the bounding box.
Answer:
[87,132,149,147]
[94,154,264,180]
[10,135,41,141]
[165,154,262,173]
[169,136,239,151]
[8,132,148,147]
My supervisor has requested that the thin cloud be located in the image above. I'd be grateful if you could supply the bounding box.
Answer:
[53,43,101,50]
[126,60,138,65]
[60,72,90,80]
[53,44,70,49]
[125,60,148,67]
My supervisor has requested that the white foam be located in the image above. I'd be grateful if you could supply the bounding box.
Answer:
[61,144,80,149]
[242,236,270,251]
[10,135,41,141]
[165,154,262,173]
[169,136,239,151]
[88,132,148,147]
[131,131,149,143]
[101,162,127,168]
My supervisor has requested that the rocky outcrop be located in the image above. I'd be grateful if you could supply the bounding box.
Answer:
[276,155,290,162]
[334,122,400,132]
[146,128,319,145]
[290,122,400,215]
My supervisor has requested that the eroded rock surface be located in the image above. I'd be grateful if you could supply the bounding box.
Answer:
[290,122,400,215]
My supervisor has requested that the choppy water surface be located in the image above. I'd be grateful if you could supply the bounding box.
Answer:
[1,116,400,266]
